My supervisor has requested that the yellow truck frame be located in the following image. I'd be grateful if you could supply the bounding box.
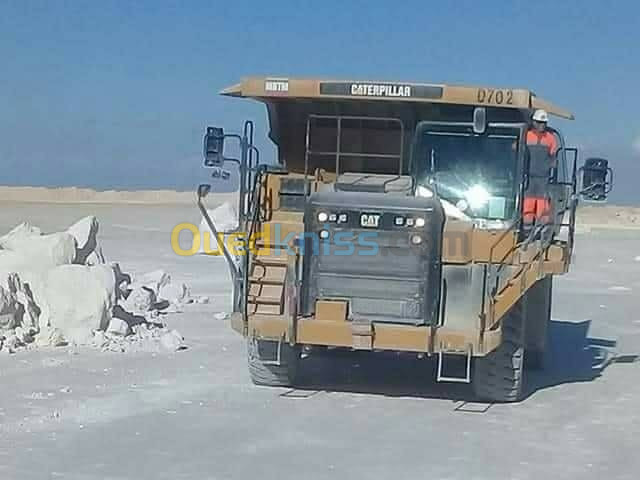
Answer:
[197,76,611,401]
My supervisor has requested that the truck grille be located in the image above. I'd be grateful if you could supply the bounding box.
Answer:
[301,191,444,325]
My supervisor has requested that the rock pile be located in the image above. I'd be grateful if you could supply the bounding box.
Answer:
[0,216,191,354]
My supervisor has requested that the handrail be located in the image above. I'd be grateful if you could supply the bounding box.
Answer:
[485,221,555,331]
[488,218,521,269]
[303,114,405,201]
[494,222,539,285]
[494,222,554,292]
[242,165,266,326]
[481,211,557,329]
[481,144,579,327]
[484,217,521,301]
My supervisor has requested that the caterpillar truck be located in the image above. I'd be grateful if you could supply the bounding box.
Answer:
[197,77,613,402]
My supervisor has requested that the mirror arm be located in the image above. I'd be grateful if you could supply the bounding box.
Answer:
[196,193,241,283]
[197,184,211,199]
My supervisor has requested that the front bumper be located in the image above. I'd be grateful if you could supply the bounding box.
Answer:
[231,312,502,357]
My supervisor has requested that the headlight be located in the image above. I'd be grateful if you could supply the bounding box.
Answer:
[394,216,405,226]
[415,217,425,228]
[411,234,423,245]
[338,213,348,223]
[328,213,337,222]
[456,199,469,212]
[406,218,415,227]
[319,230,329,239]
[465,185,490,210]
[317,212,328,222]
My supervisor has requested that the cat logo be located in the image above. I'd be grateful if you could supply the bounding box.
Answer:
[360,213,381,228]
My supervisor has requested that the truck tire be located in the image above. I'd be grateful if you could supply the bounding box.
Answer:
[473,300,526,402]
[247,339,300,387]
[524,277,552,370]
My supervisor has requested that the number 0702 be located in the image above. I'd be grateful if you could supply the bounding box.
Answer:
[477,88,514,105]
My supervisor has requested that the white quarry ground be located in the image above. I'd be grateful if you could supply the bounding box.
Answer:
[0,202,639,480]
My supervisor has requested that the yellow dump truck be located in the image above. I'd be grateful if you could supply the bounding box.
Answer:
[197,77,613,402]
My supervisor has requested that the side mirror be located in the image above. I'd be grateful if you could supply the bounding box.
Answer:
[580,157,613,202]
[203,127,225,167]
[197,184,211,199]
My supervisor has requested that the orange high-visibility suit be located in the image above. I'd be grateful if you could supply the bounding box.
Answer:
[524,130,557,223]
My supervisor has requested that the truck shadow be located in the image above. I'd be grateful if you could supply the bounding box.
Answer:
[522,319,635,399]
[293,320,636,403]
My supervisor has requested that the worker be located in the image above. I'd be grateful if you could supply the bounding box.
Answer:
[524,109,556,224]
[526,109,557,155]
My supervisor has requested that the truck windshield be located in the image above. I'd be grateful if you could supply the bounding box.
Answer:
[412,125,522,220]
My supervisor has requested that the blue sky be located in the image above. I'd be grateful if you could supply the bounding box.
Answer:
[1,0,638,203]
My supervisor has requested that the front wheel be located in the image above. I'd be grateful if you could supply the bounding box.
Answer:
[247,339,300,387]
[473,300,526,402]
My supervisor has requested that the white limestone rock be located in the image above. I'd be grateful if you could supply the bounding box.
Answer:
[0,231,75,267]
[0,284,19,330]
[160,330,186,352]
[130,270,170,298]
[122,286,156,314]
[36,265,115,345]
[14,326,36,344]
[67,216,100,265]
[2,333,22,353]
[6,273,39,330]
[85,246,106,265]
[91,330,108,348]
[34,326,66,347]
[159,282,190,304]
[0,222,41,249]
[106,318,130,336]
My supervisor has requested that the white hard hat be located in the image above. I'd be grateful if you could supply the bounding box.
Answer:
[532,109,549,123]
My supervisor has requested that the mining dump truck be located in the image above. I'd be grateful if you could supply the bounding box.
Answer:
[197,77,613,402]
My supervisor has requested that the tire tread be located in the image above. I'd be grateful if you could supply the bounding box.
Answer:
[247,339,299,387]
[473,301,525,402]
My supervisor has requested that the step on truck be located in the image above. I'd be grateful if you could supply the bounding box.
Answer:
[197,77,613,402]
